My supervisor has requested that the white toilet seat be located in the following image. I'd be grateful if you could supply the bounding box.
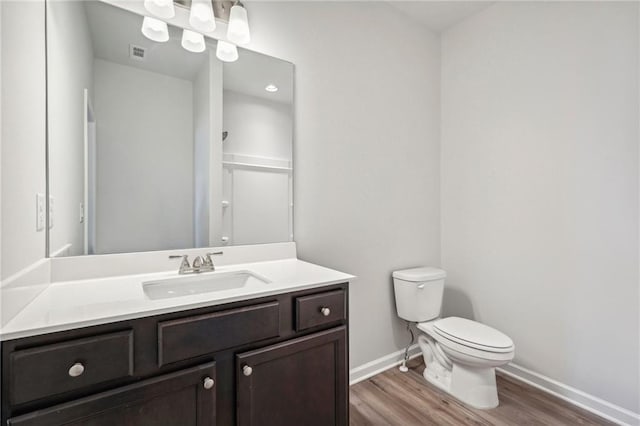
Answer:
[418,317,515,363]
[433,317,514,353]
[432,332,514,364]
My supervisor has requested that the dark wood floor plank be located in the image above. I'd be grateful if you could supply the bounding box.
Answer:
[349,359,614,426]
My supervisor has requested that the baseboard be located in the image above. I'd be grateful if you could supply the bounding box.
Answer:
[349,344,421,385]
[498,363,640,426]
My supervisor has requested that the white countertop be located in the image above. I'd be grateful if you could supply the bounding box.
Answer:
[0,259,353,341]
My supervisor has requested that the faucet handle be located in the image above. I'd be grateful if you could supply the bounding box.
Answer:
[169,255,190,267]
[203,251,223,267]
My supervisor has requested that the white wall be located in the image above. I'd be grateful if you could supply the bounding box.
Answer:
[223,90,292,245]
[47,1,94,257]
[94,59,194,254]
[441,2,639,412]
[194,53,212,248]
[244,2,442,368]
[223,90,292,161]
[0,1,46,280]
[1,0,3,284]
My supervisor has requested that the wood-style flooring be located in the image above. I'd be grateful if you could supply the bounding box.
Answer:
[350,358,614,425]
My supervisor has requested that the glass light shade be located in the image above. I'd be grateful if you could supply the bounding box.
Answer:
[227,4,250,45]
[181,29,206,53]
[189,0,216,32]
[143,0,175,19]
[216,40,238,62]
[141,17,169,43]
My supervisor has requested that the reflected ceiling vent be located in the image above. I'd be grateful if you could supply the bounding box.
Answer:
[129,44,147,61]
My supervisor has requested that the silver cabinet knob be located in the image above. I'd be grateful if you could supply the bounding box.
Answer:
[320,307,331,317]
[68,362,85,377]
[243,365,253,376]
[203,377,215,389]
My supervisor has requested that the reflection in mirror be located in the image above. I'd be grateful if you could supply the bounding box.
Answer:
[46,0,293,257]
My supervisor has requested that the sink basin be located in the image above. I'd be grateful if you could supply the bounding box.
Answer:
[143,270,271,300]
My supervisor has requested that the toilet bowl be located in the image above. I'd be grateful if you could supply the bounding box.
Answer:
[417,317,514,408]
[393,267,515,409]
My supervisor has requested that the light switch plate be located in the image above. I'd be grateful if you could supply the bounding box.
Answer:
[48,195,54,229]
[36,193,45,231]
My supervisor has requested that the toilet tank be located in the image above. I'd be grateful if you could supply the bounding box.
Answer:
[393,267,446,322]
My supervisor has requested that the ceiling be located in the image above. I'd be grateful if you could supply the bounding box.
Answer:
[84,1,292,103]
[387,1,495,33]
[86,1,207,81]
[223,50,293,104]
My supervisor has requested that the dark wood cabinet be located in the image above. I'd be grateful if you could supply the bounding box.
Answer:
[236,327,347,426]
[8,362,217,426]
[9,330,134,405]
[1,284,348,426]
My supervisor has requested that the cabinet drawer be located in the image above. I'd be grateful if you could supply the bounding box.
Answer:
[8,362,216,426]
[10,330,134,406]
[158,301,280,366]
[295,290,346,331]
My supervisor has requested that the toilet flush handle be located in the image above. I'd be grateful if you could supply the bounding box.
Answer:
[417,284,425,290]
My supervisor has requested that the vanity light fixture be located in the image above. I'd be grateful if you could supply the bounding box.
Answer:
[144,0,175,19]
[265,84,278,93]
[140,1,249,61]
[189,0,216,32]
[141,16,170,43]
[182,30,207,53]
[182,29,207,53]
[216,40,239,62]
[227,2,250,45]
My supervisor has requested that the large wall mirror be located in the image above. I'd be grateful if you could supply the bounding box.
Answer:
[46,0,294,257]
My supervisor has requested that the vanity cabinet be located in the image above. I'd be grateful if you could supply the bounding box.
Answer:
[8,362,217,426]
[1,283,348,426]
[236,327,347,426]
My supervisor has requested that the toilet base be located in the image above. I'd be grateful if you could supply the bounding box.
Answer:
[419,332,501,410]
[450,364,499,409]
[423,362,498,409]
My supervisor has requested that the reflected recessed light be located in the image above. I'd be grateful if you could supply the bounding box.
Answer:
[265,84,278,93]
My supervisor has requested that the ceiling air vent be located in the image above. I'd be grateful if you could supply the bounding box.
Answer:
[129,44,146,61]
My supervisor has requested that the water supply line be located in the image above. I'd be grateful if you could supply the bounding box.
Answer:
[399,321,415,373]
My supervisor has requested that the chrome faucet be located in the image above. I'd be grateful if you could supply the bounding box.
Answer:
[203,252,223,271]
[192,256,204,270]
[169,252,223,274]
[169,255,192,274]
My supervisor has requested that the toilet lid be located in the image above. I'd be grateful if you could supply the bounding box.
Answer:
[433,317,514,353]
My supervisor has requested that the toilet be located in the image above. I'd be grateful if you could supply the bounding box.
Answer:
[393,266,515,409]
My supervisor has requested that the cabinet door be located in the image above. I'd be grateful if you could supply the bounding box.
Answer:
[8,362,216,426]
[236,327,347,426]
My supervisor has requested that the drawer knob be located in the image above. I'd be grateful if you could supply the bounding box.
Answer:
[320,307,331,317]
[68,362,85,377]
[203,377,215,390]
[243,365,253,376]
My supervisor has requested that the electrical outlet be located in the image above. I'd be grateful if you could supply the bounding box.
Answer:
[36,193,45,231]
[48,195,54,229]
[79,203,85,224]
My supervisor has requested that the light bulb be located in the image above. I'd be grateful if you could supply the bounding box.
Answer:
[216,40,238,62]
[190,0,216,32]
[144,0,175,19]
[141,16,169,43]
[265,84,278,93]
[227,3,250,45]
[181,29,206,53]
